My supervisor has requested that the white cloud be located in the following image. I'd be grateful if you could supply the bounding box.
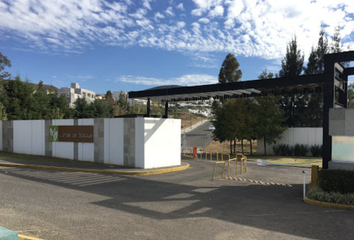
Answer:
[0,0,353,62]
[154,12,164,21]
[165,6,174,16]
[119,74,217,86]
[176,3,184,11]
[209,5,224,18]
[199,18,210,24]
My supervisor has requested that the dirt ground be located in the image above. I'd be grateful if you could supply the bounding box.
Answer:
[205,139,258,155]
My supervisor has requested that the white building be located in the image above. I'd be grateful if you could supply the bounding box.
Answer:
[57,83,96,107]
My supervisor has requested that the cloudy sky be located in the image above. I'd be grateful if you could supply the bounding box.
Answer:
[1,0,354,93]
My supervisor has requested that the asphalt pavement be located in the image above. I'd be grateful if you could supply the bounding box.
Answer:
[181,121,213,148]
[1,158,354,240]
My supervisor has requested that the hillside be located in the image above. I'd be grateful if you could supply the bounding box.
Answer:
[0,79,58,93]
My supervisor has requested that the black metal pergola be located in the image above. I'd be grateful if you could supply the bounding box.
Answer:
[128,51,354,169]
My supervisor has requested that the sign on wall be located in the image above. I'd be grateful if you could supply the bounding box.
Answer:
[49,125,94,143]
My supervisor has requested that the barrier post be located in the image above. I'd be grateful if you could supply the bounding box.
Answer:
[211,161,226,181]
[193,146,197,158]
[311,165,319,187]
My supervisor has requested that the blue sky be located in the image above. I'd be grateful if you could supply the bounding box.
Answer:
[1,0,354,94]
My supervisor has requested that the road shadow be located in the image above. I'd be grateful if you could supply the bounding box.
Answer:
[1,163,354,240]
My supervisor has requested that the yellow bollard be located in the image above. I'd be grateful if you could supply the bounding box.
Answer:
[311,165,319,187]
[211,161,226,180]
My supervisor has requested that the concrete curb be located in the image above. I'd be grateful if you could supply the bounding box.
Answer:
[304,197,354,211]
[18,234,45,240]
[0,162,190,176]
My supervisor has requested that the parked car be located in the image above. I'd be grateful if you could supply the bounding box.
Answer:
[209,125,215,131]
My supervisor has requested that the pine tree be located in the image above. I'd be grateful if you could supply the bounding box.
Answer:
[0,102,7,120]
[0,52,12,79]
[331,25,342,53]
[218,53,242,83]
[279,36,304,78]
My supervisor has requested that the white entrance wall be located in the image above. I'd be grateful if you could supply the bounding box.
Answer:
[257,128,323,155]
[1,117,181,169]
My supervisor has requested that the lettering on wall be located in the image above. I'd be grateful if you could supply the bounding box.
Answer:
[49,126,94,143]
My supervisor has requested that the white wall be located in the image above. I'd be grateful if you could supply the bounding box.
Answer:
[78,119,94,162]
[104,118,124,165]
[2,117,182,169]
[143,118,181,168]
[52,119,74,160]
[13,120,45,155]
[257,128,323,155]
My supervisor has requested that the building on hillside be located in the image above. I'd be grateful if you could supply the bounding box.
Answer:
[96,94,105,100]
[57,83,96,107]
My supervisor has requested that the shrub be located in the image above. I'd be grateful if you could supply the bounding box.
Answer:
[273,144,294,156]
[272,145,281,156]
[310,145,322,157]
[318,169,354,194]
[307,186,354,206]
[294,144,309,156]
[285,145,294,156]
[278,144,288,156]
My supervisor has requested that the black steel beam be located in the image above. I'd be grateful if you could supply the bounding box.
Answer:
[128,74,327,99]
[344,67,354,76]
[324,51,354,63]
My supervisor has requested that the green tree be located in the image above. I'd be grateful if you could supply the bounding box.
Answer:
[0,76,36,120]
[105,90,113,99]
[331,25,342,54]
[218,53,242,84]
[255,96,287,155]
[279,36,304,78]
[0,52,12,79]
[114,91,131,116]
[279,36,305,127]
[0,102,7,120]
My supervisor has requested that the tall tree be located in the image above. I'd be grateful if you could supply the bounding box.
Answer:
[279,36,305,127]
[255,96,287,155]
[0,76,36,120]
[331,25,342,54]
[0,102,7,120]
[279,36,304,78]
[105,90,113,99]
[218,53,242,83]
[0,52,12,79]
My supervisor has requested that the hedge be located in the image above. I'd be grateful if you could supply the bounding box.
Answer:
[318,169,354,194]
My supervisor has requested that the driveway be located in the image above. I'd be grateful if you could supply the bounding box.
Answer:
[0,159,353,240]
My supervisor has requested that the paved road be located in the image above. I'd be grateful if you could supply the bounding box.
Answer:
[181,121,213,148]
[1,160,354,240]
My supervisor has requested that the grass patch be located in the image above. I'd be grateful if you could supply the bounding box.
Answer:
[246,155,322,167]
[0,151,107,166]
[307,186,354,206]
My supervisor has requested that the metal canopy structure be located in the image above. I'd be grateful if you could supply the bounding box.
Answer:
[128,51,354,169]
[128,74,326,102]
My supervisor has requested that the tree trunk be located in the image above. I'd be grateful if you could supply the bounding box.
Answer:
[241,139,244,154]
[264,137,267,156]
[234,139,236,154]
[230,141,232,155]
[250,140,253,155]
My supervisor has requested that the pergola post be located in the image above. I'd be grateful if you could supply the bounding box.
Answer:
[146,98,151,117]
[322,57,334,169]
[164,101,168,118]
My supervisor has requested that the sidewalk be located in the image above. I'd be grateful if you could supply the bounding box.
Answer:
[0,158,190,176]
